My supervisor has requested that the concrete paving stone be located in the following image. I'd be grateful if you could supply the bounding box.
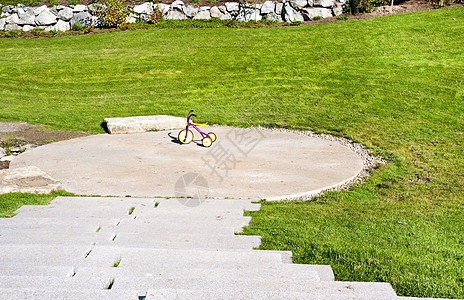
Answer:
[99,224,237,235]
[153,198,261,211]
[145,281,398,299]
[0,232,116,245]
[0,288,140,300]
[0,275,109,290]
[96,233,261,250]
[83,246,285,265]
[10,127,364,199]
[0,244,91,265]
[0,217,120,228]
[74,263,324,283]
[0,265,73,277]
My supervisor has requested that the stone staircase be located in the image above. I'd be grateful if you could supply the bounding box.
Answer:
[0,196,400,299]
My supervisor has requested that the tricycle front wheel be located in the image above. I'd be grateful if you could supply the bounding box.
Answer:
[178,129,194,144]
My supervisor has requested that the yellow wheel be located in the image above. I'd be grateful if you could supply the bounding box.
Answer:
[178,129,193,144]
[202,137,212,148]
[207,132,216,142]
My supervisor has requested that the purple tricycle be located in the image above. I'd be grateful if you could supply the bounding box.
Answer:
[178,110,216,147]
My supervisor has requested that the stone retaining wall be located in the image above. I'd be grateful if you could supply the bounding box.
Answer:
[0,0,346,32]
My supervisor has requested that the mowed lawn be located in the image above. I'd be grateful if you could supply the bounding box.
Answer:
[1,7,464,298]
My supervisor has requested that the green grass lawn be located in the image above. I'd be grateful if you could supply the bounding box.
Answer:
[1,7,463,298]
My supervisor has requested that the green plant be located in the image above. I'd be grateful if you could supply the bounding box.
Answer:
[337,15,348,20]
[112,257,121,267]
[149,5,163,25]
[128,206,135,215]
[208,0,216,3]
[4,30,19,38]
[47,30,58,37]
[69,0,79,5]
[29,0,39,6]
[190,0,200,3]
[84,26,94,33]
[48,0,59,6]
[71,20,85,31]
[154,201,160,208]
[98,0,129,28]
[312,16,322,20]
[291,20,302,26]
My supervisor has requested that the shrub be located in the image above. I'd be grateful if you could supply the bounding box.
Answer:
[348,0,388,13]
[48,0,59,6]
[29,0,39,6]
[71,20,85,31]
[337,15,348,20]
[69,0,79,5]
[312,15,322,20]
[149,5,163,25]
[97,0,129,28]
[5,30,19,38]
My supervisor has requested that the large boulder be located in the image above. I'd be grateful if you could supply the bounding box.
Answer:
[5,23,20,31]
[236,8,262,22]
[275,2,283,14]
[260,1,275,14]
[70,11,91,27]
[33,5,47,16]
[91,15,104,27]
[225,2,240,12]
[57,7,73,21]
[35,8,57,25]
[193,9,211,20]
[0,166,63,194]
[210,6,223,18]
[183,5,198,18]
[17,10,35,25]
[266,11,283,22]
[0,18,6,30]
[301,7,333,19]
[290,0,308,9]
[22,24,34,31]
[170,0,184,11]
[283,3,304,22]
[104,115,186,134]
[133,2,152,14]
[154,3,170,15]
[73,4,87,12]
[5,13,19,24]
[54,19,70,31]
[165,10,187,20]
[220,12,233,20]
[0,148,5,159]
[314,0,335,7]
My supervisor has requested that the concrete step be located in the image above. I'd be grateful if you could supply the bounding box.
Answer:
[99,224,239,235]
[98,232,261,250]
[81,246,288,269]
[116,214,252,225]
[0,288,140,300]
[0,217,120,227]
[74,263,332,283]
[0,232,115,245]
[0,265,74,277]
[0,275,109,290]
[0,244,91,265]
[145,281,398,299]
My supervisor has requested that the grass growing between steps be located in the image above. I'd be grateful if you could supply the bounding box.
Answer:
[0,7,463,298]
[0,191,75,217]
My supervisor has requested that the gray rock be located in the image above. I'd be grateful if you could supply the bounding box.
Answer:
[314,0,334,6]
[139,13,150,22]
[56,5,66,10]
[332,3,344,15]
[50,6,59,15]
[73,4,87,12]
[133,2,152,14]
[171,0,184,11]
[5,13,19,24]
[90,16,104,27]
[290,0,308,9]
[266,11,283,22]
[4,23,19,31]
[301,7,332,19]
[183,5,198,18]
[236,8,262,22]
[260,1,275,14]
[70,11,91,27]
[275,2,283,14]
[0,18,4,30]
[0,166,62,194]
[210,6,222,18]
[22,24,34,31]
[218,5,227,13]
[54,19,70,31]
[165,9,187,20]
[44,25,54,31]
[0,148,5,159]
[18,11,35,25]
[35,9,57,26]
[2,5,13,14]
[283,3,303,22]
[126,15,137,23]
[193,10,211,20]
[33,5,47,16]
[154,3,170,15]
[220,12,233,20]
[199,6,210,11]
[225,2,240,12]
[104,115,186,134]
[57,7,73,21]
[1,12,9,18]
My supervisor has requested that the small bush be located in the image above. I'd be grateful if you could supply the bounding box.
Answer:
[149,5,163,25]
[291,20,302,26]
[98,0,129,28]
[84,26,94,33]
[47,30,58,37]
[190,0,200,3]
[337,15,348,20]
[72,20,85,31]
[69,0,79,5]
[208,0,216,3]
[29,0,39,6]
[348,0,388,13]
[312,16,322,20]
[5,30,19,38]
[48,0,59,6]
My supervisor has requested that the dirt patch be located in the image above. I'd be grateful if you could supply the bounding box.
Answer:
[0,122,89,146]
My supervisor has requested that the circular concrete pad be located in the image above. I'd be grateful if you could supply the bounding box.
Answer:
[10,127,363,200]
